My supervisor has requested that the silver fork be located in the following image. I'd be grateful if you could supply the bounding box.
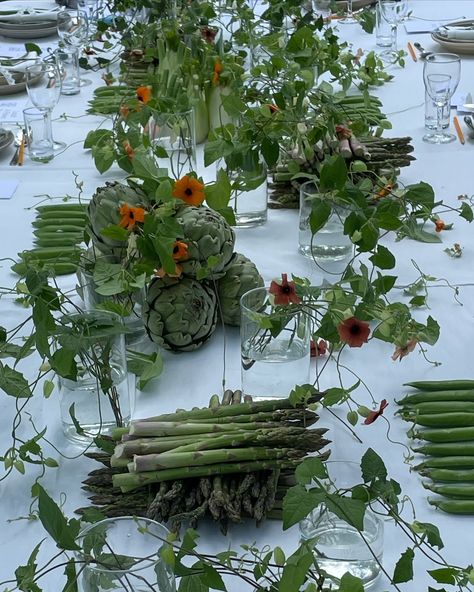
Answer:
[9,130,23,166]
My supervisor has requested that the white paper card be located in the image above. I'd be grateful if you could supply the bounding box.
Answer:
[0,179,19,200]
[0,99,27,123]
[453,93,474,114]
[0,45,26,58]
[404,20,442,34]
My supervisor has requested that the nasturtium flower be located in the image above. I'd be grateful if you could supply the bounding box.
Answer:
[311,339,327,357]
[391,339,417,362]
[136,85,152,104]
[172,241,189,262]
[212,58,223,85]
[364,399,388,425]
[118,203,146,230]
[337,317,370,347]
[172,176,205,206]
[269,273,301,305]
[435,219,446,232]
[122,140,134,160]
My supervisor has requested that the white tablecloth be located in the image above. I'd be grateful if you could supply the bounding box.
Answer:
[1,1,474,589]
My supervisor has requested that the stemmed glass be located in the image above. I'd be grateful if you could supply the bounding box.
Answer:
[423,53,461,143]
[379,0,409,62]
[339,0,356,24]
[25,62,66,151]
[57,10,92,87]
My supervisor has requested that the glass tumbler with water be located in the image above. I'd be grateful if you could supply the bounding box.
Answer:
[76,517,176,592]
[240,286,310,400]
[300,461,384,589]
[56,310,131,444]
[299,181,353,262]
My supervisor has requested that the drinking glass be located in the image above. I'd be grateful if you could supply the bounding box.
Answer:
[312,0,331,22]
[76,517,176,592]
[57,10,92,87]
[379,0,409,61]
[339,0,356,25]
[423,73,453,144]
[55,46,81,95]
[240,286,311,400]
[25,62,66,151]
[422,53,461,144]
[23,107,54,163]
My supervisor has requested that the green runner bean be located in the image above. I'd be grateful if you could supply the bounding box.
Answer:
[408,413,474,428]
[413,442,474,456]
[396,390,474,405]
[428,498,474,514]
[404,380,474,391]
[414,457,474,470]
[413,426,474,442]
[398,401,474,414]
[419,468,474,481]
[423,482,474,498]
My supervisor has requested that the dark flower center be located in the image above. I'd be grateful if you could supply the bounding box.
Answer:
[184,188,193,196]
[130,211,135,220]
[350,324,361,335]
[173,245,179,254]
[281,285,292,294]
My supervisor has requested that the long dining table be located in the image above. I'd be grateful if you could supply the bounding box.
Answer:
[1,1,474,589]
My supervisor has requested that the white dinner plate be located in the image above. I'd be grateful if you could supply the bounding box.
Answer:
[0,19,57,30]
[0,24,57,39]
[335,0,376,9]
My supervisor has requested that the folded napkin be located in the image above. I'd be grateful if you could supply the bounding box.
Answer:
[0,8,58,23]
[0,51,40,84]
[438,26,474,40]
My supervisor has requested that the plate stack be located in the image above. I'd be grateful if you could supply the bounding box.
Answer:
[0,10,58,39]
[432,20,474,55]
[0,129,14,153]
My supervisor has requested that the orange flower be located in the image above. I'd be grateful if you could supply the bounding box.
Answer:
[376,182,394,200]
[118,203,146,230]
[337,317,370,348]
[435,219,446,233]
[267,104,279,114]
[391,339,417,362]
[154,263,183,278]
[123,140,134,160]
[212,58,223,85]
[136,85,152,104]
[172,241,189,261]
[119,105,130,119]
[172,176,205,206]
[269,273,301,305]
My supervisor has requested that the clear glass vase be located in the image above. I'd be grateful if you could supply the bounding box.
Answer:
[240,286,310,400]
[76,517,176,592]
[148,108,197,178]
[56,311,132,444]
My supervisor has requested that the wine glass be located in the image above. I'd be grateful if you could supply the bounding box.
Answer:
[57,10,92,87]
[339,0,356,24]
[379,0,409,62]
[423,53,461,144]
[25,62,66,151]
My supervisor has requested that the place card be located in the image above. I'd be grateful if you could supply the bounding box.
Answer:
[0,45,26,57]
[404,20,443,34]
[0,99,27,123]
[0,179,19,200]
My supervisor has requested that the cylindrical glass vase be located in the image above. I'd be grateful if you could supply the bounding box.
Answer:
[148,108,197,178]
[299,461,384,589]
[299,182,353,262]
[224,158,268,227]
[56,311,131,444]
[76,517,176,592]
[240,286,310,400]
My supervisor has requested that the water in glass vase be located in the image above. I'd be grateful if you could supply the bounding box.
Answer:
[299,213,352,261]
[309,515,383,588]
[59,365,130,444]
[241,339,310,400]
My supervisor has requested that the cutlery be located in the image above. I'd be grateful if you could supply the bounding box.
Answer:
[17,128,26,165]
[413,42,433,60]
[9,129,23,166]
[464,116,474,138]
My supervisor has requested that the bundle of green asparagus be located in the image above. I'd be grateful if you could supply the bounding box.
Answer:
[87,85,137,115]
[12,204,87,276]
[268,136,415,209]
[78,390,330,533]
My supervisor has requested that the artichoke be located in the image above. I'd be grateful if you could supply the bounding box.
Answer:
[217,253,264,326]
[143,276,218,351]
[176,205,235,279]
[87,182,148,259]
